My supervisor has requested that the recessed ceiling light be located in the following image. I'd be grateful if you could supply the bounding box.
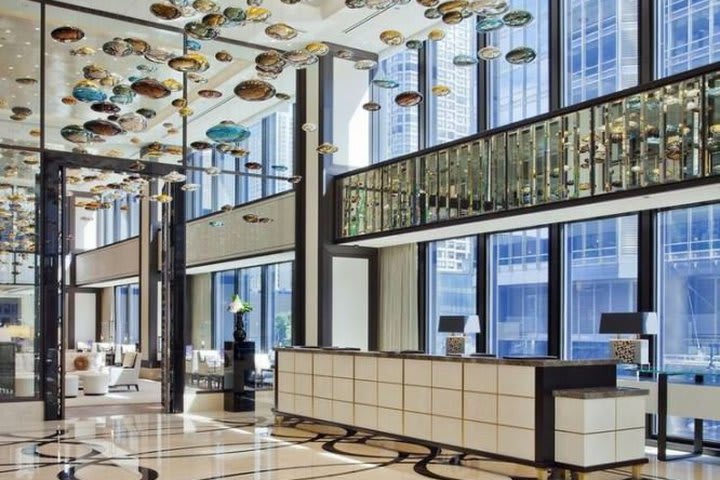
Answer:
[0,44,4,48]
[16,54,22,58]
[24,41,30,46]
[4,30,11,34]
[8,66,13,70]
[34,27,39,31]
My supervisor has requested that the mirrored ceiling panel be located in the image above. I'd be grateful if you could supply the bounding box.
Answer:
[44,5,185,162]
[0,0,41,149]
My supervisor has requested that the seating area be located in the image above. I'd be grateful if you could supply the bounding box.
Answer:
[185,349,274,391]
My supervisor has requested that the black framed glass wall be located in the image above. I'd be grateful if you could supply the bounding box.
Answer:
[114,283,140,348]
[564,215,638,359]
[208,262,293,353]
[427,237,477,354]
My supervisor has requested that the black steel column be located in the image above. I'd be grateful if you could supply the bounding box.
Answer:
[547,223,562,357]
[638,210,656,369]
[317,55,334,346]
[476,234,488,353]
[639,0,656,84]
[292,69,307,346]
[548,0,563,111]
[146,181,161,367]
[162,182,186,413]
[417,242,428,351]
[39,158,62,420]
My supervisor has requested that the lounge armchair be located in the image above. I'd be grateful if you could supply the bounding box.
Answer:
[107,351,141,391]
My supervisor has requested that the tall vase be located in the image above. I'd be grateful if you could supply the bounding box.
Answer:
[233,312,247,343]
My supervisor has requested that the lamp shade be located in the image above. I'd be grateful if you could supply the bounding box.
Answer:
[438,315,481,334]
[599,312,658,335]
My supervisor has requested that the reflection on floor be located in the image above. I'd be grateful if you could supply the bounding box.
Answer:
[65,379,161,408]
[0,397,717,479]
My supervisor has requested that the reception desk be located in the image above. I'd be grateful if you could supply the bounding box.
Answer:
[274,348,646,478]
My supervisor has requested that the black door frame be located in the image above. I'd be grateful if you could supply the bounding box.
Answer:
[40,150,186,420]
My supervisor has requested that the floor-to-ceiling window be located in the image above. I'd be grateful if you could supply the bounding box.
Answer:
[488,227,549,356]
[657,0,720,77]
[564,215,638,359]
[658,203,720,442]
[96,194,141,247]
[427,237,478,354]
[267,263,293,349]
[428,20,478,146]
[114,283,139,347]
[373,49,419,162]
[488,0,550,127]
[564,0,638,105]
[210,262,293,353]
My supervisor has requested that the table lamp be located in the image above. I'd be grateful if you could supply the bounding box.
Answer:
[599,312,658,366]
[438,315,480,355]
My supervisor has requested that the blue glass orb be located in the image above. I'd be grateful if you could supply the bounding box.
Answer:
[185,39,202,51]
[476,17,504,33]
[206,121,251,143]
[72,80,107,103]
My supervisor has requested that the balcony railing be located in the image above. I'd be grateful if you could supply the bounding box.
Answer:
[336,63,720,241]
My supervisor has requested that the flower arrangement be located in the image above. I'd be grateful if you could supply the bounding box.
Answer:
[228,294,253,314]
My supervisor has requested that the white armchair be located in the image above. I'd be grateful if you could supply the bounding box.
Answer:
[107,351,141,391]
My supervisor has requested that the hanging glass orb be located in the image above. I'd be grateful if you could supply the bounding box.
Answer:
[206,120,251,142]
[72,80,107,103]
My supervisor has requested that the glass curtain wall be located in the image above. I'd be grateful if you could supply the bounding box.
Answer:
[114,283,140,347]
[488,227,549,355]
[658,204,720,442]
[373,49,420,162]
[428,20,478,146]
[427,237,478,354]
[563,0,639,105]
[96,195,141,247]
[564,215,638,359]
[488,0,550,127]
[210,262,293,352]
[657,0,720,77]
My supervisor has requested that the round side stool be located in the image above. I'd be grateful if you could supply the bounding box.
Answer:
[83,373,108,395]
[65,374,79,398]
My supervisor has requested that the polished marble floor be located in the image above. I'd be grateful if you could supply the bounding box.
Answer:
[0,400,717,480]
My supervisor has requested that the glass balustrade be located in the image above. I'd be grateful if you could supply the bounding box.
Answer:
[338,69,720,240]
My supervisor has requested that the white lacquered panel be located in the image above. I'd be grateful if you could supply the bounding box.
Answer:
[332,377,354,402]
[464,363,498,393]
[313,375,333,399]
[497,366,535,397]
[378,382,403,409]
[463,392,497,423]
[333,400,354,425]
[378,358,403,384]
[497,395,535,429]
[355,404,377,430]
[313,354,333,376]
[295,374,313,396]
[277,372,294,394]
[295,395,313,417]
[277,351,294,373]
[294,352,313,374]
[354,380,377,406]
[555,431,615,467]
[355,356,378,381]
[404,385,431,413]
[313,398,333,421]
[432,388,462,418]
[378,407,403,435]
[616,396,646,430]
[463,421,497,453]
[432,416,462,446]
[404,412,432,440]
[497,426,535,461]
[432,361,462,390]
[555,397,615,434]
[404,359,432,386]
[333,355,354,378]
[278,393,294,413]
[616,428,645,462]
